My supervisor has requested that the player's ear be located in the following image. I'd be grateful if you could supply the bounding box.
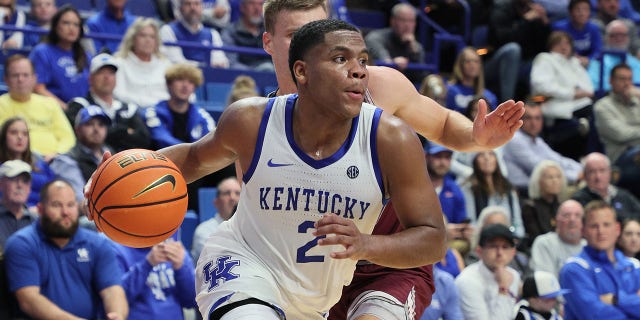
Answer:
[263,32,273,55]
[293,60,307,84]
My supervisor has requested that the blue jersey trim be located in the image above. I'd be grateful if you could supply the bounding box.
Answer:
[243,98,275,184]
[370,108,385,198]
[285,95,359,170]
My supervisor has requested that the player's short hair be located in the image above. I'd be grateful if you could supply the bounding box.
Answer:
[263,0,327,34]
[288,19,360,84]
[165,63,204,86]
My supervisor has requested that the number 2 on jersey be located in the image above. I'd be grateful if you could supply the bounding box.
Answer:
[296,220,326,263]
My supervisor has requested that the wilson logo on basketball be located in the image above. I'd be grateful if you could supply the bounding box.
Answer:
[132,174,177,199]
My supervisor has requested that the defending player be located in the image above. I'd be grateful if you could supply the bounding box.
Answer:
[261,1,524,319]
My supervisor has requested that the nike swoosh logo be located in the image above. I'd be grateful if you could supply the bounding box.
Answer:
[267,159,293,167]
[132,174,177,198]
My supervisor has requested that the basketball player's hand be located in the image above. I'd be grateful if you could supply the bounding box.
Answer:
[472,99,524,149]
[313,213,369,261]
[83,151,113,221]
[162,239,186,270]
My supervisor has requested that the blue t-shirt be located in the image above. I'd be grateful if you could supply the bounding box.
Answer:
[439,176,467,224]
[28,157,56,207]
[29,43,91,103]
[4,222,122,319]
[113,237,197,320]
[445,83,497,114]
[86,9,137,54]
[22,20,46,49]
[552,19,602,59]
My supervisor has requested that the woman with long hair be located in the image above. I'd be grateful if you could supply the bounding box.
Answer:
[446,47,498,114]
[0,117,55,207]
[461,150,524,238]
[28,4,90,108]
[113,17,172,108]
[617,218,640,259]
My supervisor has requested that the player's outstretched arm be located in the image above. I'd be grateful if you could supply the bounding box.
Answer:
[315,113,446,268]
[367,66,524,151]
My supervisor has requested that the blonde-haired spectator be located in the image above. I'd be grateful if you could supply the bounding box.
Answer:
[226,75,260,106]
[113,17,172,108]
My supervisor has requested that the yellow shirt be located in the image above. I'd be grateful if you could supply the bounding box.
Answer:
[0,93,75,156]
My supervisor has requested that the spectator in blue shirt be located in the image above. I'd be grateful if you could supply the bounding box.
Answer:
[144,63,215,149]
[421,265,464,320]
[29,5,91,108]
[4,179,128,319]
[0,0,27,49]
[86,0,137,54]
[553,0,602,66]
[446,47,498,113]
[23,0,57,49]
[559,200,640,319]
[112,235,197,320]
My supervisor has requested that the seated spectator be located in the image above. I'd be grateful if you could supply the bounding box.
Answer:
[113,17,172,108]
[160,0,229,68]
[86,0,137,54]
[0,0,27,49]
[446,47,498,113]
[0,159,35,319]
[503,100,583,192]
[67,53,151,152]
[0,160,36,250]
[530,31,594,128]
[29,5,90,108]
[588,19,640,91]
[572,152,640,221]
[364,3,426,83]
[529,199,586,276]
[202,0,231,30]
[226,74,260,106]
[144,63,215,149]
[112,235,197,320]
[4,180,128,319]
[552,0,602,66]
[221,0,273,71]
[191,176,240,261]
[616,217,640,259]
[455,224,521,320]
[559,200,640,319]
[521,160,569,245]
[591,0,640,55]
[488,0,551,100]
[514,271,570,320]
[0,54,75,158]
[461,150,524,238]
[25,0,57,48]
[421,265,464,320]
[0,117,56,208]
[593,63,640,163]
[418,73,448,106]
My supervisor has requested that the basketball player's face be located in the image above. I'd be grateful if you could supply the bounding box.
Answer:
[39,183,80,239]
[263,7,328,89]
[298,30,368,117]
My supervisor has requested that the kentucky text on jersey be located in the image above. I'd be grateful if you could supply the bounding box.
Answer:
[258,186,371,219]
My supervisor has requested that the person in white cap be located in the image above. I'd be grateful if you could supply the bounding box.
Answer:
[66,53,151,152]
[0,159,35,250]
[514,270,570,320]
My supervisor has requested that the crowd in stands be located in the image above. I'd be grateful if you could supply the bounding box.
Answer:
[0,0,637,319]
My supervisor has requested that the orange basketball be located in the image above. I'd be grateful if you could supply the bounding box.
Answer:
[88,149,188,248]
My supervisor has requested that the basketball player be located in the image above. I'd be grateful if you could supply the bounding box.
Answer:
[260,1,525,319]
[89,19,446,319]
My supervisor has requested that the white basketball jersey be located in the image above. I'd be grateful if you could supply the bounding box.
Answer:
[212,94,384,315]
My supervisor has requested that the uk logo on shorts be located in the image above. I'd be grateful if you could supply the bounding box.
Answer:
[203,255,240,291]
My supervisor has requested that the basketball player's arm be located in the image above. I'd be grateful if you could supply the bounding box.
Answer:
[15,286,85,320]
[316,115,446,268]
[158,98,265,183]
[367,66,524,151]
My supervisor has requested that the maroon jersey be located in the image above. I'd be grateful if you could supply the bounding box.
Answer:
[328,200,435,319]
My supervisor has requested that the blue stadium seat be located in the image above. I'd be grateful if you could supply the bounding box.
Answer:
[198,187,218,223]
[126,0,160,18]
[205,82,233,109]
[179,210,198,250]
